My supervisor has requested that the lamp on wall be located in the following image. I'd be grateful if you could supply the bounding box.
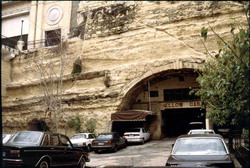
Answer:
[17,18,25,51]
[19,18,24,41]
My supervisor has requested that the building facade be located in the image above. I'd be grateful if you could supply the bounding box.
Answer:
[1,1,246,139]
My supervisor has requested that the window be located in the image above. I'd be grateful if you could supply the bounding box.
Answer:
[60,135,70,147]
[11,132,42,144]
[45,29,61,47]
[150,91,159,97]
[41,134,49,146]
[50,135,60,146]
[164,88,200,101]
[89,134,95,139]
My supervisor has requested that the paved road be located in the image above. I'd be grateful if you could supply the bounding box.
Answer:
[86,138,176,168]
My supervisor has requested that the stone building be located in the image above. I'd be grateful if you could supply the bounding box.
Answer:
[1,1,247,139]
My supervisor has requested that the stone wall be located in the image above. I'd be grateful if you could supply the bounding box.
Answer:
[2,1,246,137]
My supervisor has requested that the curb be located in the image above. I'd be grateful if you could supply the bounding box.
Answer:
[231,153,242,168]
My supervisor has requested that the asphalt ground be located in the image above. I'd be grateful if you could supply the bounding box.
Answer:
[86,137,242,168]
[86,138,175,168]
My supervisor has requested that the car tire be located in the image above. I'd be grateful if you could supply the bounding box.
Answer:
[113,145,118,152]
[124,141,127,148]
[141,138,145,144]
[37,160,49,168]
[77,157,86,168]
[86,145,91,152]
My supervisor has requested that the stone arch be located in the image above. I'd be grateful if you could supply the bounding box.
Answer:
[117,57,205,111]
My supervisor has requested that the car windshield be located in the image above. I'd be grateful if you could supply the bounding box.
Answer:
[173,138,227,155]
[2,134,7,139]
[71,134,86,139]
[10,132,43,145]
[97,134,112,139]
[127,129,140,132]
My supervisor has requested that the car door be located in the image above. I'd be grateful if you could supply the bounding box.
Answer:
[88,134,96,145]
[48,134,65,166]
[145,128,150,140]
[114,133,122,147]
[142,128,149,140]
[59,135,79,166]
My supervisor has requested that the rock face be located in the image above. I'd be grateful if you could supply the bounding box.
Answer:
[2,1,246,138]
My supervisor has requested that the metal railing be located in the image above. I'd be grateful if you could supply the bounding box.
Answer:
[230,130,249,168]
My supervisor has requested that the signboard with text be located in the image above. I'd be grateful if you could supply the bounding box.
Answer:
[161,101,201,109]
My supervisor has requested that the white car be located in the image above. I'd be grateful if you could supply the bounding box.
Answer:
[123,128,150,144]
[2,134,13,144]
[188,129,215,135]
[70,133,96,151]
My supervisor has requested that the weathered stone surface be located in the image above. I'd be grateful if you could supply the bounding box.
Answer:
[2,1,247,138]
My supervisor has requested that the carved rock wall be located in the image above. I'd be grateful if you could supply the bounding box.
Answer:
[2,1,246,137]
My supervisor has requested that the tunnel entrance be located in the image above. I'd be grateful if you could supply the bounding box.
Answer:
[162,108,205,137]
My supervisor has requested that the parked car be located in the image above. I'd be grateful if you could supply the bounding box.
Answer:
[123,127,150,144]
[188,129,215,134]
[91,132,127,153]
[2,134,13,144]
[166,134,235,168]
[189,121,204,129]
[70,133,96,151]
[2,131,90,168]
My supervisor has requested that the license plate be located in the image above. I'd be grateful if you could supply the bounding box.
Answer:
[98,143,104,145]
[129,135,134,137]
[3,152,6,156]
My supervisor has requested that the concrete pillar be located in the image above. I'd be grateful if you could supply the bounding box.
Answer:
[206,118,213,130]
[28,1,38,49]
[17,40,25,51]
[35,1,45,48]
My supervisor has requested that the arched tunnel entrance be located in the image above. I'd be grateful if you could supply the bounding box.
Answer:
[112,68,208,139]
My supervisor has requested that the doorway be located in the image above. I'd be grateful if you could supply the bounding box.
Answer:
[162,108,205,137]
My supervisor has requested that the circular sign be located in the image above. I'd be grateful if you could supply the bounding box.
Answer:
[46,6,63,25]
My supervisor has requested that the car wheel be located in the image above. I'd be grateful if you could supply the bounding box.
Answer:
[78,157,86,168]
[94,150,100,153]
[113,145,118,152]
[37,160,49,168]
[86,145,91,152]
[141,138,145,144]
[124,141,127,148]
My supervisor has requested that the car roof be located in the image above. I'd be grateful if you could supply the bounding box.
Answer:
[98,132,118,134]
[13,131,67,137]
[178,134,223,139]
[73,133,93,135]
[189,129,214,132]
[189,122,203,124]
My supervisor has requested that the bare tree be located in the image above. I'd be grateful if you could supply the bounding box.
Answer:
[25,33,82,132]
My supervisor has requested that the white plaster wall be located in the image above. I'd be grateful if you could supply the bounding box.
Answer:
[2,14,30,37]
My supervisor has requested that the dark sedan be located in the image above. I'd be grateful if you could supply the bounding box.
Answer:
[165,134,235,168]
[2,131,90,168]
[91,132,127,153]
